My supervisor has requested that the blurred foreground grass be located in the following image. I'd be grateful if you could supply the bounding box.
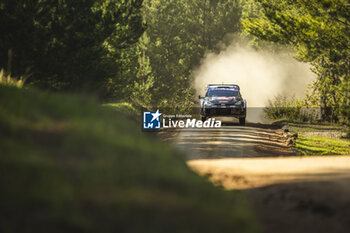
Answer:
[0,85,258,233]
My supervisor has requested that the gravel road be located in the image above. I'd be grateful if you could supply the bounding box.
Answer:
[171,123,350,233]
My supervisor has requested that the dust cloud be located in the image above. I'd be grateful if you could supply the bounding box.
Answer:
[194,45,315,107]
[194,44,316,123]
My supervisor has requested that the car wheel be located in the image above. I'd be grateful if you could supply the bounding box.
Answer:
[239,117,246,125]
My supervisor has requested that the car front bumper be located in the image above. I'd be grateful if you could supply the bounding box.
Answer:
[201,105,246,118]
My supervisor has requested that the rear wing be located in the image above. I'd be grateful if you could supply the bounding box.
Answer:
[206,84,240,90]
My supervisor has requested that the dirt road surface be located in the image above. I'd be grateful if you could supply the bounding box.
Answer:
[171,123,350,233]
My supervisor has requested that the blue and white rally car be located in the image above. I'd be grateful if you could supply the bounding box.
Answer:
[199,84,247,125]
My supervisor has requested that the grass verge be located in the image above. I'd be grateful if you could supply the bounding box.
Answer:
[286,123,350,155]
[0,85,258,233]
[296,135,350,155]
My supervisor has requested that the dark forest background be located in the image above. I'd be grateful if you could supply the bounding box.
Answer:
[0,0,349,124]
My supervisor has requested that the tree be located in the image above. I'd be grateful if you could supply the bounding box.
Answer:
[243,0,350,123]
[0,0,145,95]
[141,0,242,110]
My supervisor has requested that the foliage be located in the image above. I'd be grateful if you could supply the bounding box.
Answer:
[139,0,242,110]
[129,33,154,108]
[103,102,139,120]
[104,0,244,110]
[0,85,259,233]
[264,95,320,122]
[0,0,246,110]
[243,0,350,124]
[0,0,145,94]
[0,69,25,88]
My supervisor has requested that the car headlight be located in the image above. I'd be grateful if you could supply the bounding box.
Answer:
[235,101,242,105]
[204,100,213,106]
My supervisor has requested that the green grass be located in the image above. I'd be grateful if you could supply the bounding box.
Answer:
[103,102,139,119]
[296,134,350,155]
[275,121,350,155]
[288,123,345,133]
[0,85,258,233]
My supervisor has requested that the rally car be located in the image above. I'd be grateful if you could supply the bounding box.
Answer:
[199,84,247,125]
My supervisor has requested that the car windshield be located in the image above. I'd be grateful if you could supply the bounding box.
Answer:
[206,90,239,97]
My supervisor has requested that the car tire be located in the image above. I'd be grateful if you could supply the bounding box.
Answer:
[239,117,246,126]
